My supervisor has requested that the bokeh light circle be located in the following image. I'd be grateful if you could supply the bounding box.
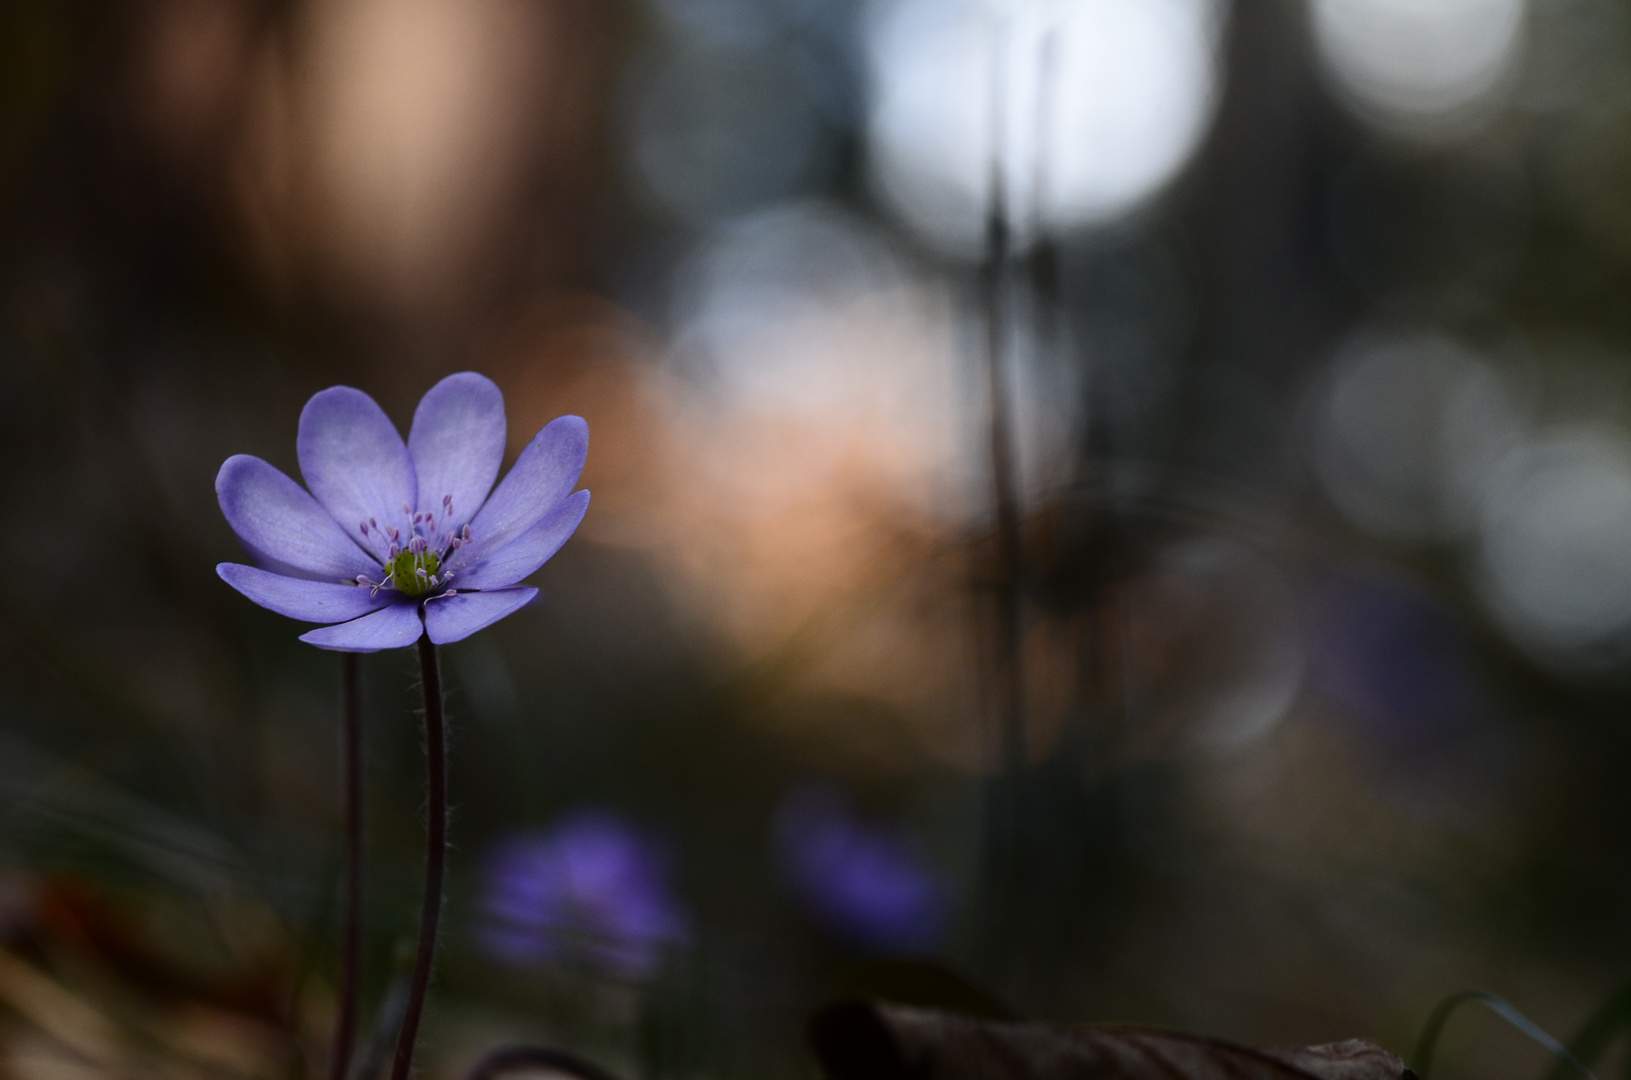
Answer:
[1311,331,1521,542]
[666,200,972,512]
[1310,0,1526,135]
[864,0,1223,257]
[1478,429,1631,656]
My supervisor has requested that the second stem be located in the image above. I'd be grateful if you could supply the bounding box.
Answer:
[392,636,447,1080]
[330,652,364,1080]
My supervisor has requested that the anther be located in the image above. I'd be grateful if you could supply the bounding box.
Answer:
[359,521,370,537]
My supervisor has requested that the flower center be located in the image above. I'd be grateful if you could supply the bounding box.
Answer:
[351,494,472,597]
[391,544,442,597]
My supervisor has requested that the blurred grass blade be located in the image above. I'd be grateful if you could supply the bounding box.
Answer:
[0,732,246,893]
[1412,990,1594,1080]
[1543,982,1631,1080]
[0,946,124,1064]
[352,974,409,1080]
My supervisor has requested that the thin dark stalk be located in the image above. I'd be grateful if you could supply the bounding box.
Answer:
[461,1046,624,1080]
[983,34,1026,792]
[329,653,364,1080]
[391,637,447,1080]
[973,27,1030,993]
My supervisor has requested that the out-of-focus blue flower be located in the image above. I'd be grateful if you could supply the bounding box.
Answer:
[215,372,589,652]
[775,784,945,954]
[476,811,688,980]
[1307,574,1508,822]
[1309,576,1485,744]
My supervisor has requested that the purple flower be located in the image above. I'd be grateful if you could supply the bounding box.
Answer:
[776,784,946,954]
[476,811,688,980]
[1308,576,1485,745]
[215,373,588,652]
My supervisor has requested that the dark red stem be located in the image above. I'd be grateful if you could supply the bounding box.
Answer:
[328,652,364,1080]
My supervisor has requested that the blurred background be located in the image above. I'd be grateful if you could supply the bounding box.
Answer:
[2,0,1631,1077]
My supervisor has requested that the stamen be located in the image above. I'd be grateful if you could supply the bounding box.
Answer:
[410,537,427,555]
[402,502,412,514]
[359,521,370,537]
[443,494,453,513]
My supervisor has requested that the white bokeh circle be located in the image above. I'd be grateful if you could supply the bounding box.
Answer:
[1310,0,1526,136]
[864,0,1224,257]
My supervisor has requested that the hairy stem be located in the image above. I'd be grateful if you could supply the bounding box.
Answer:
[329,653,364,1080]
[391,637,446,1080]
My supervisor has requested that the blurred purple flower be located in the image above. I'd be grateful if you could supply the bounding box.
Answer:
[1307,574,1509,823]
[476,811,688,980]
[775,784,945,954]
[215,372,589,652]
[1308,576,1485,745]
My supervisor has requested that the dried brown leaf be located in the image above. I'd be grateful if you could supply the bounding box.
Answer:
[809,1002,1416,1080]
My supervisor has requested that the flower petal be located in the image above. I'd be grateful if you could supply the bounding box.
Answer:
[298,386,416,563]
[466,416,587,560]
[408,372,507,532]
[449,490,588,591]
[299,600,424,652]
[422,587,538,645]
[218,563,394,623]
[216,455,378,580]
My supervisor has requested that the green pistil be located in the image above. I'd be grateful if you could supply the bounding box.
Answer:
[390,547,442,597]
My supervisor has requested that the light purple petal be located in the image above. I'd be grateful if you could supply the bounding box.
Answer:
[298,387,416,563]
[408,372,506,532]
[299,600,424,652]
[422,587,538,645]
[465,416,587,561]
[449,490,589,591]
[216,455,378,581]
[218,563,394,623]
